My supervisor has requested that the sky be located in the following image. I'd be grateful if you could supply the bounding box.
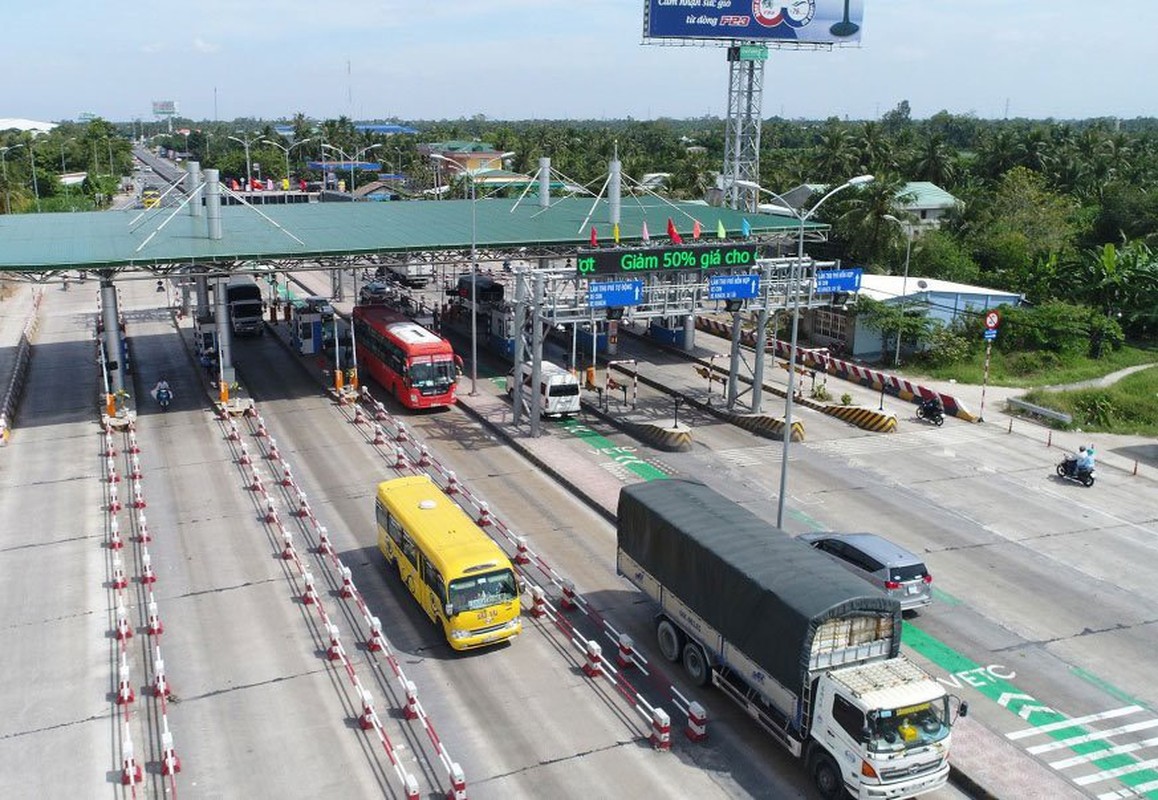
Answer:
[8,0,1158,124]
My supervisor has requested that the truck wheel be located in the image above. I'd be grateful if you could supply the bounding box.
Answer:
[682,642,710,687]
[656,619,683,663]
[811,752,845,800]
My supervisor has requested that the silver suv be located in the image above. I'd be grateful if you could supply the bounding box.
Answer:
[797,532,933,611]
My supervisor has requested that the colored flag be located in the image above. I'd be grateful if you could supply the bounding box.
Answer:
[590,226,598,247]
[692,220,702,240]
[717,220,727,240]
[613,223,620,244]
[641,220,650,243]
[667,218,683,245]
[741,218,752,238]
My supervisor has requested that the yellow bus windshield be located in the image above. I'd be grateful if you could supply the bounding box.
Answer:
[448,568,518,613]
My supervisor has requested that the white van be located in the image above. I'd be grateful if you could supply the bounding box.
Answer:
[507,361,581,418]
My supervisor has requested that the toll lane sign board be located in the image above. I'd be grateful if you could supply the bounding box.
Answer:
[814,267,863,294]
[708,274,760,301]
[588,280,643,309]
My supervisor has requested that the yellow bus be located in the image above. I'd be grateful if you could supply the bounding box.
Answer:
[376,475,521,650]
[142,190,161,208]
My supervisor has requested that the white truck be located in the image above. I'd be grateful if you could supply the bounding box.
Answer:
[225,276,265,336]
[506,360,581,418]
[617,480,966,800]
[384,259,435,288]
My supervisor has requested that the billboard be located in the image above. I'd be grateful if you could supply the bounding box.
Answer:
[152,100,177,116]
[644,0,864,45]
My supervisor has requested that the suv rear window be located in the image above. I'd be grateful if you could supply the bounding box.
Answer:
[890,564,927,582]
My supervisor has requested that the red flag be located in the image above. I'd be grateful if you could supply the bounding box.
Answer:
[692,220,702,240]
[667,218,683,245]
[641,220,650,243]
[590,226,598,247]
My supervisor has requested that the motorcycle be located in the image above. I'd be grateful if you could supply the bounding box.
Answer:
[1057,456,1095,487]
[915,400,944,426]
[156,386,173,411]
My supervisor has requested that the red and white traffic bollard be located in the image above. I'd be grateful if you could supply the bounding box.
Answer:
[685,701,708,742]
[295,490,311,518]
[160,730,181,776]
[529,585,547,619]
[108,485,121,514]
[237,442,251,465]
[281,529,295,560]
[301,570,318,605]
[153,657,170,698]
[616,634,635,668]
[265,498,279,525]
[394,447,407,469]
[514,536,530,565]
[582,640,604,678]
[403,679,419,720]
[359,689,376,731]
[137,511,151,543]
[372,424,386,445]
[250,472,264,493]
[650,707,672,750]
[107,459,120,484]
[353,404,366,425]
[120,734,143,785]
[226,422,240,442]
[140,549,157,584]
[267,438,281,461]
[374,402,388,421]
[255,417,269,438]
[395,422,407,443]
[316,526,333,556]
[327,625,343,662]
[129,454,142,480]
[108,518,123,550]
[560,580,578,611]
[447,763,468,800]
[444,471,459,495]
[116,654,135,705]
[115,604,133,641]
[417,445,431,467]
[340,566,355,599]
[476,502,492,527]
[146,599,164,636]
[111,555,128,590]
[128,432,140,454]
[281,463,294,487]
[131,483,147,509]
[103,434,117,458]
[367,616,385,652]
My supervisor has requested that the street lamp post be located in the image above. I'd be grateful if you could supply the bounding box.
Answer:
[883,214,914,366]
[27,143,41,212]
[736,175,874,528]
[261,137,313,184]
[323,143,382,195]
[227,132,258,190]
[430,151,515,396]
[1,144,25,214]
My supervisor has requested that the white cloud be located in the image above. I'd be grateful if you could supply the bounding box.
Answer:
[193,38,220,54]
[140,42,164,54]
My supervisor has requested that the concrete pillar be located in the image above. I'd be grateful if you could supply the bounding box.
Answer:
[100,278,125,395]
[214,277,235,386]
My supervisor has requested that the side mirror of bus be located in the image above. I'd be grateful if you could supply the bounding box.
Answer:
[444,602,454,617]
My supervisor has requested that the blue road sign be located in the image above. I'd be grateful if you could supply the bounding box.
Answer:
[708,273,760,301]
[815,267,863,294]
[984,329,998,341]
[587,280,643,309]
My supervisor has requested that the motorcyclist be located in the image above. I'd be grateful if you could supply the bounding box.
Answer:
[920,394,944,416]
[1077,444,1095,473]
[152,378,173,405]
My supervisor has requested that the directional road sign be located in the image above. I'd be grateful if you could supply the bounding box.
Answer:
[984,329,998,341]
[708,273,760,301]
[815,267,863,294]
[587,280,643,309]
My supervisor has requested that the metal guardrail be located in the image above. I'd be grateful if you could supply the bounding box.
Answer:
[1006,397,1072,425]
[1,290,43,445]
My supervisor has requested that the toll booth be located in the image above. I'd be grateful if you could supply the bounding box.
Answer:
[193,312,218,357]
[289,297,335,355]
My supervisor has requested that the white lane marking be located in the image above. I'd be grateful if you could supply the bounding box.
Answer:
[1007,706,1144,740]
[1050,735,1158,769]
[1029,718,1158,754]
[1074,756,1158,786]
[1098,776,1158,798]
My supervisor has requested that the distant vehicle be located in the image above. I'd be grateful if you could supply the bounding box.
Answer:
[376,474,521,651]
[506,361,581,418]
[378,260,434,288]
[142,190,161,208]
[352,305,459,410]
[358,281,391,305]
[224,276,265,336]
[797,532,934,611]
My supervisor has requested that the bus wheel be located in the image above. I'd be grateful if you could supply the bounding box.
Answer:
[656,618,683,662]
[682,641,710,687]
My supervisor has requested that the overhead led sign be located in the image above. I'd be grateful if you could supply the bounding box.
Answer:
[576,244,761,277]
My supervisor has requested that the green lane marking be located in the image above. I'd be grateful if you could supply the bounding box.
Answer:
[931,587,964,607]
[1070,666,1152,709]
[558,418,670,481]
[904,623,1158,795]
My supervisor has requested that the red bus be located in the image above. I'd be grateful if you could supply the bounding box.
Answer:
[353,306,459,410]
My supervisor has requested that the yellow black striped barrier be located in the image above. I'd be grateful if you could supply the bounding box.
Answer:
[726,413,805,442]
[823,405,897,432]
[627,421,694,452]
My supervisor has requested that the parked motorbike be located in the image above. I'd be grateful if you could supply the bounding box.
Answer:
[916,400,944,426]
[156,386,173,411]
[1057,456,1095,487]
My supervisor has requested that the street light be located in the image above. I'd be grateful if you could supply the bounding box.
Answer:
[27,142,41,212]
[737,174,874,528]
[323,142,381,194]
[228,132,259,189]
[1,144,25,214]
[883,214,914,366]
[430,151,515,396]
[59,137,77,172]
[261,137,313,184]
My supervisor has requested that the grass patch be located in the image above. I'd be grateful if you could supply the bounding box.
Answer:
[914,345,1158,388]
[1023,365,1158,435]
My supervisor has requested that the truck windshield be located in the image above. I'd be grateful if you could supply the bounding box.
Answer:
[447,569,518,613]
[869,698,950,753]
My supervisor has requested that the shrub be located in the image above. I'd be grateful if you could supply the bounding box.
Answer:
[1004,350,1062,376]
[811,384,832,402]
[841,392,854,405]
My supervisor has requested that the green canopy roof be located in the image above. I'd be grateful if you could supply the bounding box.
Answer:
[0,196,817,273]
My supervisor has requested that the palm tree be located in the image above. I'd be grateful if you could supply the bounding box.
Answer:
[828,174,910,266]
[909,132,956,186]
[810,124,857,183]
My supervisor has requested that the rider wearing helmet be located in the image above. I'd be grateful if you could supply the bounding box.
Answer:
[1077,444,1095,473]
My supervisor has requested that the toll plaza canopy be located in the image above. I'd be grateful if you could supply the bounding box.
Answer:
[0,195,816,278]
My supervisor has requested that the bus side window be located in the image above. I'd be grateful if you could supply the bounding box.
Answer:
[386,513,404,545]
[422,559,446,605]
[399,530,418,566]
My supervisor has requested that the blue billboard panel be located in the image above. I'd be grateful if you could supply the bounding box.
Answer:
[588,280,644,309]
[645,0,864,44]
[814,267,862,294]
[708,273,760,301]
